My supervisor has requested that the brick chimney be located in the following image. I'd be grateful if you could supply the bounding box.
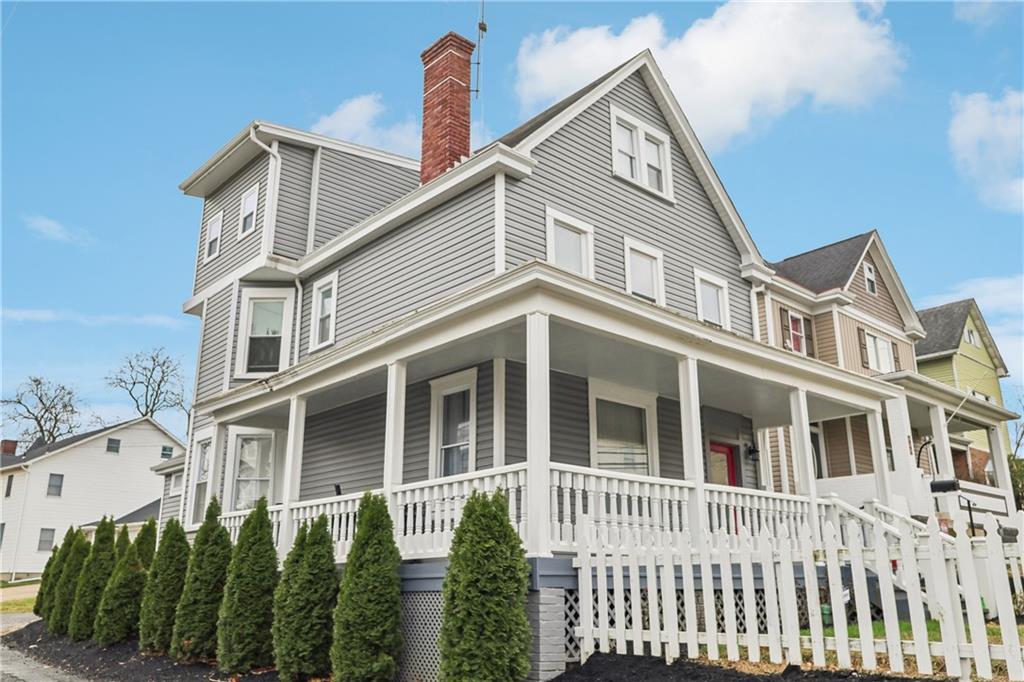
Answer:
[420,32,475,185]
[1,439,17,456]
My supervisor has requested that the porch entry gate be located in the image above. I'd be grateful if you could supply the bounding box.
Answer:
[573,513,1024,681]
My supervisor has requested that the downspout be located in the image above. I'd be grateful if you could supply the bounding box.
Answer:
[293,277,303,367]
[249,125,281,256]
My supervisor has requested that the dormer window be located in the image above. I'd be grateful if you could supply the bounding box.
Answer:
[204,211,223,263]
[609,105,673,200]
[864,262,877,295]
[238,184,259,237]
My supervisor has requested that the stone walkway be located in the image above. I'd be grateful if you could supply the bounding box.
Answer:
[0,645,84,682]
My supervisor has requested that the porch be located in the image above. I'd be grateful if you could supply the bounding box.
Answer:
[194,269,910,563]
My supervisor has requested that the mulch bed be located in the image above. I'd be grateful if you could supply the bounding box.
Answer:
[2,620,280,681]
[554,653,923,681]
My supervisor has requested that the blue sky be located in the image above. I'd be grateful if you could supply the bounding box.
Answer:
[3,1,1022,440]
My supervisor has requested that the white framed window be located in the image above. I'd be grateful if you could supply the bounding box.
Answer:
[623,237,665,305]
[545,206,595,278]
[170,471,184,492]
[965,327,978,346]
[235,287,296,379]
[106,438,120,454]
[160,445,174,459]
[864,262,877,295]
[429,368,478,478]
[37,528,55,552]
[588,379,659,476]
[609,104,674,201]
[693,268,731,330]
[204,211,224,263]
[231,432,275,511]
[238,183,259,238]
[46,473,63,497]
[310,273,337,351]
[865,331,894,372]
[190,435,212,526]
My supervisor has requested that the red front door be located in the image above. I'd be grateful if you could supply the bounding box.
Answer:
[708,442,737,486]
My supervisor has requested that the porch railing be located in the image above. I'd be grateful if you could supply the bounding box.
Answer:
[705,484,810,537]
[289,491,368,562]
[220,503,284,546]
[549,463,693,550]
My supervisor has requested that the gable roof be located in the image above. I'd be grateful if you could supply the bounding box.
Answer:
[916,298,1008,376]
[0,417,185,472]
[84,499,161,528]
[770,232,873,293]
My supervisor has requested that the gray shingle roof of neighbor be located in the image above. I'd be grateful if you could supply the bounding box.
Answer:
[1,419,138,468]
[85,499,161,528]
[769,231,874,293]
[915,299,974,357]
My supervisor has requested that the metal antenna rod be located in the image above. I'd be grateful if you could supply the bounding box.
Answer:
[471,0,487,99]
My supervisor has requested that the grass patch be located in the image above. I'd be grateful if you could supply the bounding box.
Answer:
[804,618,1024,645]
[0,597,36,614]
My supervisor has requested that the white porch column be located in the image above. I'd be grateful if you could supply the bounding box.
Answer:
[988,426,1016,509]
[788,389,820,542]
[382,361,407,517]
[884,397,926,515]
[678,357,706,543]
[525,312,552,557]
[866,408,893,506]
[928,405,956,478]
[277,394,307,558]
[208,421,228,510]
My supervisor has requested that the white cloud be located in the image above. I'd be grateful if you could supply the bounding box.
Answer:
[949,89,1024,213]
[953,0,1006,28]
[311,93,420,158]
[24,214,93,246]
[920,273,1024,381]
[514,3,904,152]
[3,308,184,329]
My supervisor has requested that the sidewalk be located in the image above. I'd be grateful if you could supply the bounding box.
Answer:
[0,645,84,682]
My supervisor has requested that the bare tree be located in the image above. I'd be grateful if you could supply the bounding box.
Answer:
[106,347,187,417]
[1006,386,1024,510]
[2,376,82,443]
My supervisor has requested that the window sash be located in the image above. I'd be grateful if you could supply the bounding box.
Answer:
[788,313,805,354]
[46,474,63,496]
[614,122,638,179]
[161,445,174,459]
[644,136,664,192]
[106,438,120,453]
[5,475,12,498]
[233,435,273,511]
[246,299,285,373]
[864,263,877,294]
[595,399,649,475]
[628,249,658,301]
[313,281,335,347]
[553,223,585,274]
[206,213,223,259]
[699,280,724,326]
[240,187,258,234]
[866,333,893,372]
[192,440,211,524]
[37,528,55,552]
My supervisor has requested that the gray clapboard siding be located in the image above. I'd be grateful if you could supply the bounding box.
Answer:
[300,393,387,500]
[313,148,419,249]
[657,397,685,479]
[504,71,754,338]
[332,181,495,346]
[274,143,315,259]
[505,361,527,465]
[159,475,182,531]
[195,285,234,403]
[194,153,269,294]
[503,362,591,467]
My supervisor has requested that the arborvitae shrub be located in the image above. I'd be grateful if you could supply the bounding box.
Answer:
[37,527,76,619]
[275,516,338,682]
[273,524,308,680]
[48,531,91,635]
[332,492,402,682]
[35,548,57,616]
[439,490,531,682]
[217,497,279,674]
[171,497,232,662]
[68,518,116,641]
[114,525,130,562]
[139,518,191,654]
[134,518,157,568]
[93,541,147,646]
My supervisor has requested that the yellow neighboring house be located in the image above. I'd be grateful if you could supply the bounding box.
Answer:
[916,298,1011,484]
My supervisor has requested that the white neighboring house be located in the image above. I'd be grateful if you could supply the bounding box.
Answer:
[0,417,184,578]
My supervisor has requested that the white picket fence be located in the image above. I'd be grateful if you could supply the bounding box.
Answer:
[574,513,1024,680]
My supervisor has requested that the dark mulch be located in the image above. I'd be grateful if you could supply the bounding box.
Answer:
[2,620,280,681]
[554,654,921,681]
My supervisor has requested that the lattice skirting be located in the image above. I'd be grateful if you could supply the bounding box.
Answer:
[398,591,444,682]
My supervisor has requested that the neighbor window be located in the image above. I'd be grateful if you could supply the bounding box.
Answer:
[694,269,730,329]
[545,207,594,278]
[610,105,673,199]
[232,434,273,511]
[864,262,877,295]
[311,274,337,350]
[780,309,815,357]
[171,471,184,491]
[46,473,63,497]
[236,288,295,377]
[38,528,55,552]
[860,329,894,373]
[624,237,665,305]
[191,439,211,525]
[4,475,12,498]
[430,368,477,478]
[238,184,259,237]
[0,523,5,548]
[160,445,174,459]
[590,381,658,476]
[204,211,223,262]
[965,328,978,346]
[106,438,120,453]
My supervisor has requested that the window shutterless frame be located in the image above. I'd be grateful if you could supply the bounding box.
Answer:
[37,528,55,552]
[864,262,877,295]
[203,210,224,263]
[237,183,260,239]
[187,429,214,529]
[622,236,666,305]
[46,473,63,496]
[692,267,731,330]
[428,368,478,479]
[234,287,296,379]
[545,206,595,278]
[608,104,674,202]
[106,438,121,453]
[309,272,338,352]
[587,378,660,476]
